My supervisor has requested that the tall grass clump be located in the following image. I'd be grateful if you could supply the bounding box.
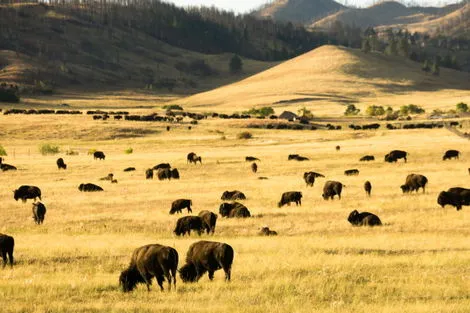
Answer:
[0,144,7,156]
[124,147,133,154]
[39,143,60,155]
[237,131,253,139]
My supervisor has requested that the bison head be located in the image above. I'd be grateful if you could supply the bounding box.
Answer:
[400,185,410,193]
[219,203,232,217]
[437,191,450,208]
[347,210,360,225]
[119,268,145,292]
[13,189,19,201]
[221,191,229,200]
[179,263,199,283]
[78,184,84,192]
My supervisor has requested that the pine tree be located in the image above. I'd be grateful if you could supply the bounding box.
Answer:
[229,54,243,74]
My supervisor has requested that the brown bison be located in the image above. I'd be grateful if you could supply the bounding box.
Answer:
[56,158,67,170]
[14,185,42,202]
[437,187,470,211]
[364,181,372,197]
[344,169,359,176]
[221,190,246,201]
[124,167,136,172]
[258,227,277,236]
[360,155,375,162]
[99,173,114,181]
[32,202,46,224]
[187,152,202,164]
[153,163,171,170]
[348,210,382,226]
[0,234,14,268]
[251,163,258,173]
[304,172,315,187]
[179,241,233,282]
[384,150,407,163]
[322,181,344,200]
[170,199,193,214]
[288,154,309,161]
[198,210,217,234]
[335,145,341,151]
[219,202,251,218]
[0,157,17,171]
[171,168,180,179]
[443,150,460,160]
[400,174,428,193]
[93,151,106,160]
[278,191,302,207]
[119,244,178,292]
[145,168,154,179]
[157,168,171,180]
[78,183,103,192]
[174,216,204,236]
[245,156,260,162]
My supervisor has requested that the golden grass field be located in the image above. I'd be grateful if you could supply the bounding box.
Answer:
[1,111,470,313]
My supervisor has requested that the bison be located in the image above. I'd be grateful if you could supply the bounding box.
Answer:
[347,210,382,226]
[187,152,202,164]
[0,234,14,268]
[344,169,359,176]
[14,185,41,202]
[364,181,372,197]
[157,168,171,180]
[198,210,217,234]
[170,199,192,214]
[322,181,344,200]
[360,155,375,162]
[171,168,180,179]
[251,163,258,173]
[288,154,309,161]
[219,202,251,218]
[99,173,114,181]
[304,171,325,178]
[303,172,315,187]
[179,241,233,282]
[443,150,460,160]
[384,150,407,163]
[78,183,103,192]
[119,244,178,292]
[335,145,341,151]
[56,158,67,170]
[221,190,246,201]
[258,227,277,236]
[0,157,17,171]
[93,151,106,160]
[437,187,470,210]
[173,216,204,236]
[400,174,428,193]
[145,168,154,180]
[153,163,171,170]
[278,191,302,208]
[124,167,136,172]
[245,156,260,162]
[32,202,46,224]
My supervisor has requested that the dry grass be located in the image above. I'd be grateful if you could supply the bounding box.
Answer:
[1,114,470,312]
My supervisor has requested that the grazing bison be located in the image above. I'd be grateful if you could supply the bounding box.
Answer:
[0,158,17,171]
[78,183,103,192]
[443,150,460,160]
[32,202,46,224]
[145,168,154,180]
[0,234,14,268]
[400,174,428,193]
[304,172,315,187]
[56,158,67,170]
[258,227,277,236]
[347,210,382,226]
[93,151,106,160]
[221,190,246,201]
[322,181,344,200]
[384,150,407,163]
[245,156,260,162]
[119,244,178,292]
[14,185,41,202]
[124,167,136,172]
[171,168,180,179]
[288,154,309,161]
[153,163,171,170]
[157,168,171,180]
[198,210,217,234]
[173,216,204,236]
[187,152,202,164]
[170,199,193,214]
[219,202,251,218]
[437,187,470,210]
[278,191,302,208]
[364,181,372,197]
[179,241,233,282]
[251,163,258,173]
[344,169,359,176]
[360,155,375,162]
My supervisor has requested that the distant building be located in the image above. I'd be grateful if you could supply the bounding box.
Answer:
[279,111,299,121]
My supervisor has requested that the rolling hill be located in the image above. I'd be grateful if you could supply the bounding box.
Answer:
[174,45,470,115]
[254,0,345,24]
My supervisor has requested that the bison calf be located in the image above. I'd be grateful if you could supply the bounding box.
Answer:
[258,227,277,236]
[56,158,67,170]
[0,234,14,268]
[278,191,302,208]
[32,202,46,224]
[174,216,203,236]
[348,210,382,226]
[170,199,192,214]
[364,181,372,197]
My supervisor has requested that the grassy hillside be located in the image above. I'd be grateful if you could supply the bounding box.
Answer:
[173,45,470,115]
[0,113,470,312]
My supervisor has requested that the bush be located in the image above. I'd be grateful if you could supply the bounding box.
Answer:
[456,102,468,113]
[162,105,183,111]
[229,54,243,74]
[0,145,7,156]
[39,143,60,155]
[344,104,360,116]
[400,104,425,115]
[0,84,20,103]
[366,105,385,116]
[237,131,253,139]
[88,149,97,155]
[65,149,79,155]
[242,107,274,117]
[124,147,133,154]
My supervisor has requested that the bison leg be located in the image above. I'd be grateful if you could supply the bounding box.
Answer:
[1,251,7,268]
[187,206,192,213]
[8,251,13,267]
[208,270,214,281]
[156,275,165,291]
[223,267,231,282]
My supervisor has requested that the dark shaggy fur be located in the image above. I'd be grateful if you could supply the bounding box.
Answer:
[174,216,204,236]
[56,158,67,170]
[258,227,277,236]
[0,157,17,171]
[303,172,315,187]
[245,156,260,162]
[119,244,178,292]
[219,202,251,218]
[32,202,46,224]
[78,183,103,192]
[278,191,302,207]
[153,163,171,170]
[157,168,171,180]
[198,210,218,234]
[360,155,375,162]
[171,168,180,179]
[187,152,202,165]
[221,190,246,201]
[93,151,105,160]
[348,210,382,226]
[443,150,460,160]
[0,234,14,268]
[364,181,372,197]
[322,181,344,200]
[170,199,193,214]
[438,187,470,211]
[179,241,233,283]
[14,185,42,202]
[384,150,407,163]
[124,167,136,172]
[251,163,258,173]
[145,168,154,179]
[344,169,359,176]
[401,174,428,193]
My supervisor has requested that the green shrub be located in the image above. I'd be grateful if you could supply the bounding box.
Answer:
[88,149,97,155]
[237,131,253,139]
[366,105,385,116]
[65,149,79,156]
[162,104,183,111]
[124,147,133,154]
[344,104,360,116]
[456,102,468,113]
[400,104,425,115]
[0,145,7,156]
[39,143,60,155]
[242,107,274,117]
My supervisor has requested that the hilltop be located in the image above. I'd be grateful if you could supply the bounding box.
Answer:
[174,45,470,115]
